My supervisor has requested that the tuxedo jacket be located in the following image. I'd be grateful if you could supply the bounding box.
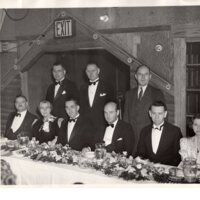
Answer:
[123,84,165,154]
[80,80,115,129]
[57,115,95,151]
[97,120,135,156]
[31,119,58,144]
[46,78,79,118]
[136,122,182,166]
[4,111,37,140]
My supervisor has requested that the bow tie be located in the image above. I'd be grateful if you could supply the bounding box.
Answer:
[15,113,21,117]
[107,123,114,128]
[55,81,62,85]
[89,79,99,86]
[68,118,78,123]
[152,124,164,131]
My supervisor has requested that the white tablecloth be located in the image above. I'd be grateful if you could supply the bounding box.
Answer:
[1,155,154,185]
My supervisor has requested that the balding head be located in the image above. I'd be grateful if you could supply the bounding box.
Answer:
[104,102,119,124]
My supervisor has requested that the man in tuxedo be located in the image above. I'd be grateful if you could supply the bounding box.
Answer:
[4,95,37,140]
[97,101,135,155]
[136,101,182,166]
[46,62,79,119]
[57,97,95,151]
[80,62,115,134]
[123,65,165,156]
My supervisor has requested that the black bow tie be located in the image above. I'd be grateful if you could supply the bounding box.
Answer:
[89,80,99,86]
[55,81,62,86]
[152,124,164,131]
[15,113,21,117]
[107,123,114,128]
[68,118,78,123]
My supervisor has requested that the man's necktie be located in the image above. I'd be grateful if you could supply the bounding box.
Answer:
[107,123,114,128]
[15,113,21,117]
[138,87,143,100]
[89,79,99,86]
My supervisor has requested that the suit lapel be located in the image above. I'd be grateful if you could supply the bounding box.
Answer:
[54,84,64,101]
[111,120,121,143]
[91,81,101,107]
[147,127,155,155]
[154,123,168,156]
[140,85,151,103]
[68,117,81,142]
[8,113,16,130]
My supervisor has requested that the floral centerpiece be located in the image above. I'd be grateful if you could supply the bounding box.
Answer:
[1,159,17,185]
[1,138,174,183]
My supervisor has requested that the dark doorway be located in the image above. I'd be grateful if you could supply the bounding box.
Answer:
[186,42,200,137]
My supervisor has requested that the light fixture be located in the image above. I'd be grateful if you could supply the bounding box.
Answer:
[155,44,163,52]
[99,15,109,22]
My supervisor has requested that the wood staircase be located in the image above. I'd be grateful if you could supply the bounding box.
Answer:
[1,10,176,134]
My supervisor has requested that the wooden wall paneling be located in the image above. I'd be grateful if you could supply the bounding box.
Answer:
[173,38,186,136]
[172,23,200,38]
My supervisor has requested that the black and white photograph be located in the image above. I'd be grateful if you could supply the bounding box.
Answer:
[0,1,200,194]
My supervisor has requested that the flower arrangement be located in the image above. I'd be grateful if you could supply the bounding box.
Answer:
[1,138,175,183]
[1,159,17,185]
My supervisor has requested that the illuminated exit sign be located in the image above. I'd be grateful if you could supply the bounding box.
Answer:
[54,18,74,38]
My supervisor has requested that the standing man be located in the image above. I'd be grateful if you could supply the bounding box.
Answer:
[123,65,165,155]
[97,101,135,155]
[57,97,95,151]
[46,61,79,119]
[80,62,115,134]
[136,101,182,166]
[4,95,37,140]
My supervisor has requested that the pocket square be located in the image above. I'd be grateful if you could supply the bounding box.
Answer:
[62,90,66,95]
[100,93,106,97]
[117,138,123,141]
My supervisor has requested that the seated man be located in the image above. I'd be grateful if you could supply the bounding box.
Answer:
[4,95,37,140]
[136,101,182,166]
[57,97,95,151]
[97,101,135,155]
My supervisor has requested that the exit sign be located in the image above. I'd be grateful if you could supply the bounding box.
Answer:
[54,18,74,38]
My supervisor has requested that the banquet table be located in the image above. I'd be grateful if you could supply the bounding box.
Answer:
[1,154,156,185]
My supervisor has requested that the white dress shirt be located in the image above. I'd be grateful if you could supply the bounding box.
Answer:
[137,85,148,99]
[67,114,79,142]
[54,77,64,97]
[103,119,118,146]
[151,122,164,154]
[88,79,99,107]
[11,110,27,133]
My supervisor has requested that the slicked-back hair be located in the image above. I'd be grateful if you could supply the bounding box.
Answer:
[52,61,65,71]
[65,96,80,106]
[150,101,167,111]
[135,64,150,74]
[86,62,100,70]
[15,94,28,102]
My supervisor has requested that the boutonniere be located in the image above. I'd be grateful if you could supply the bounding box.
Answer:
[62,90,66,95]
[100,93,106,97]
[40,122,50,132]
[117,138,123,141]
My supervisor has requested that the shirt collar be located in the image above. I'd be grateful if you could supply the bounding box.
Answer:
[90,78,99,83]
[152,121,165,130]
[107,118,118,128]
[17,110,27,117]
[138,84,148,92]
